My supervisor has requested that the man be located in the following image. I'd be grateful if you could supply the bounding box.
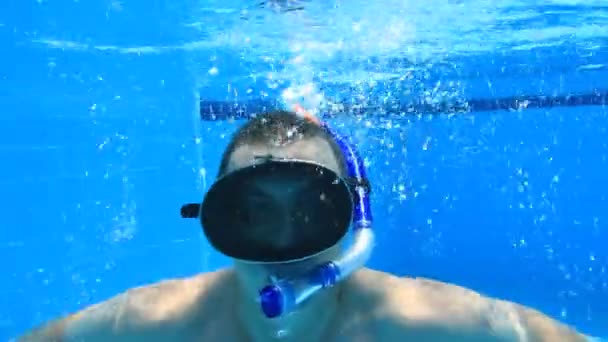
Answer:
[20,110,590,341]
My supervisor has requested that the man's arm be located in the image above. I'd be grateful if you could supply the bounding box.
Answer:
[507,301,589,342]
[394,276,589,342]
[18,294,126,342]
[17,276,207,342]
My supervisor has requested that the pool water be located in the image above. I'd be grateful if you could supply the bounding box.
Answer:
[1,0,607,340]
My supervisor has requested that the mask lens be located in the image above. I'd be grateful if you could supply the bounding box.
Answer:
[201,161,353,262]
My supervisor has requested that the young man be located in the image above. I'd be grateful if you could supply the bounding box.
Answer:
[20,110,589,341]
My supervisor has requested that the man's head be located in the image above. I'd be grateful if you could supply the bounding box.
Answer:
[201,110,353,297]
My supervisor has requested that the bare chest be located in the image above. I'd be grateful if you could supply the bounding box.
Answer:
[190,320,379,342]
[191,303,382,342]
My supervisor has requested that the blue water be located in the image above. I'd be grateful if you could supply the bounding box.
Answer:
[1,0,607,340]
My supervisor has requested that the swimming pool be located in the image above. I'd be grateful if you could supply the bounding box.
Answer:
[1,0,607,340]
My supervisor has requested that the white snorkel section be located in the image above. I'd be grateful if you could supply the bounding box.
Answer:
[258,108,375,319]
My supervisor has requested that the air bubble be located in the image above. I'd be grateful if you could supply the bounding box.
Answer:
[422,136,431,151]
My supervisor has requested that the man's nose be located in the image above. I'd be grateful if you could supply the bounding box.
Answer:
[268,207,298,248]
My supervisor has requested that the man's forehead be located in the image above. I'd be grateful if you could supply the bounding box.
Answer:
[226,136,342,175]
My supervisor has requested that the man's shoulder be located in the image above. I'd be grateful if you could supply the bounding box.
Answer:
[353,271,496,320]
[19,269,234,341]
[351,268,480,300]
[346,269,523,340]
[114,268,232,326]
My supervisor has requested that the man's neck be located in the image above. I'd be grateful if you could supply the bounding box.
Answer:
[234,277,342,342]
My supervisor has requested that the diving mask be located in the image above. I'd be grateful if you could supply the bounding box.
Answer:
[196,158,353,263]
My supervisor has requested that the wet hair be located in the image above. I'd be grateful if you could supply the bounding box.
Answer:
[218,110,347,177]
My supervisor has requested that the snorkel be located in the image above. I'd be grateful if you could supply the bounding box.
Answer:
[257,105,375,319]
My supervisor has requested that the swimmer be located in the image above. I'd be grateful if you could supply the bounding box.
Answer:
[20,110,590,341]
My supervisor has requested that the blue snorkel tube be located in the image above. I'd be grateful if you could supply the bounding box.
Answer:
[258,118,375,319]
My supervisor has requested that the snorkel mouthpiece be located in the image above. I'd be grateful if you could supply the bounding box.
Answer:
[258,112,375,319]
[260,262,340,318]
